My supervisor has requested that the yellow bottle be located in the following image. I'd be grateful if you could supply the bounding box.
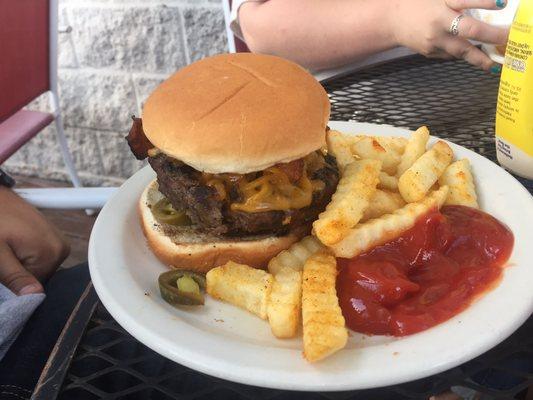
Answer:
[495,0,533,179]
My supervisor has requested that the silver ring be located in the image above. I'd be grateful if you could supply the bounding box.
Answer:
[449,14,464,36]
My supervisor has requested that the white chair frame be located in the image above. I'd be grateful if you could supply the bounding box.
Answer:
[222,0,237,53]
[48,0,82,188]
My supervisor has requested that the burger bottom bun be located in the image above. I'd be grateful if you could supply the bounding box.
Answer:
[139,180,309,273]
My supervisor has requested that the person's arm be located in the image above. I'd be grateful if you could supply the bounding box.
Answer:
[240,0,396,71]
[239,0,509,71]
[0,187,69,295]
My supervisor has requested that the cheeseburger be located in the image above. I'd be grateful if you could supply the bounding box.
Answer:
[126,53,339,272]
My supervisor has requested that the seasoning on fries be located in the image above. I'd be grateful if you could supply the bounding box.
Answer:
[206,261,273,319]
[268,235,323,275]
[352,137,400,175]
[439,159,479,208]
[266,235,323,338]
[361,189,406,222]
[267,267,302,338]
[378,171,399,190]
[329,186,449,258]
[302,252,347,362]
[396,126,430,177]
[398,140,453,203]
[326,130,357,172]
[314,160,381,245]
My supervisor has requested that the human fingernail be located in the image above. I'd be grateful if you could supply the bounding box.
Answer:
[496,0,506,8]
[18,283,43,296]
[490,64,502,74]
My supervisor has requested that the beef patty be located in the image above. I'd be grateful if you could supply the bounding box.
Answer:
[148,153,339,237]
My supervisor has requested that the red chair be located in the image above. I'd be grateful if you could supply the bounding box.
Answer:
[0,0,81,188]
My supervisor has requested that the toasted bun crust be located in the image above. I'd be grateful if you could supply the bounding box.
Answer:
[142,53,330,174]
[139,180,308,273]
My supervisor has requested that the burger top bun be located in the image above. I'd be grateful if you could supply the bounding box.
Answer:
[142,53,330,174]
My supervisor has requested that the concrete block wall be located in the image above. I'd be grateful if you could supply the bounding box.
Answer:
[4,0,228,186]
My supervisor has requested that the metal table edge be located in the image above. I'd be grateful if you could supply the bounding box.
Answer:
[31,283,99,400]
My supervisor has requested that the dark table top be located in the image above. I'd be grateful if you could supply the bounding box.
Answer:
[33,55,533,400]
[323,55,532,194]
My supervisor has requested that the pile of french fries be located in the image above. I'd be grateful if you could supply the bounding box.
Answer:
[207,237,345,362]
[205,127,479,363]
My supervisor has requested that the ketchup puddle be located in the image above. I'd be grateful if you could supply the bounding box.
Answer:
[337,205,514,336]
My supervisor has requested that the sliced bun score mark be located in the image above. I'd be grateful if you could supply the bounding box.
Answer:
[226,60,277,87]
[196,80,252,122]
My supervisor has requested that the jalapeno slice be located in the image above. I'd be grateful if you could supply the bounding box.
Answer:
[158,270,206,306]
[152,198,191,226]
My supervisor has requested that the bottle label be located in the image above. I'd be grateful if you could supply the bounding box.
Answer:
[495,3,533,158]
[496,137,533,179]
[496,138,513,160]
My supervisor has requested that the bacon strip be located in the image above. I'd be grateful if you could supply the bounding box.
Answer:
[125,116,153,160]
[275,159,304,183]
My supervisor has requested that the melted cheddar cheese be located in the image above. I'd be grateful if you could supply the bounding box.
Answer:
[231,167,314,212]
[201,155,326,213]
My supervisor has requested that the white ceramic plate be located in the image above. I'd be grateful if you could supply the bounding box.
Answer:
[89,121,533,391]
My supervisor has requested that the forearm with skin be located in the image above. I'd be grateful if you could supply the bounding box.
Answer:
[239,0,398,71]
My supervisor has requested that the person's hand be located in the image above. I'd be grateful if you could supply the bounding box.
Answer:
[0,187,70,295]
[389,0,510,70]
